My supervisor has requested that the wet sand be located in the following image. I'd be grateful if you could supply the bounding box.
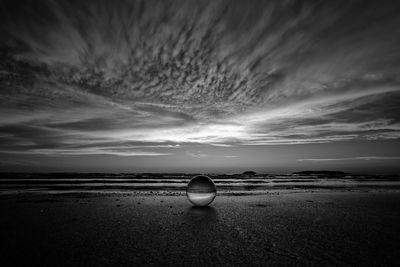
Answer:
[1,190,400,266]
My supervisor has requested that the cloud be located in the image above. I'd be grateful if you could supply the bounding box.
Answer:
[0,0,400,157]
[186,152,208,158]
[297,156,400,162]
[0,159,41,166]
[2,147,173,157]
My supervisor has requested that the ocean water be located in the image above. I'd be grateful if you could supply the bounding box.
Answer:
[0,173,400,194]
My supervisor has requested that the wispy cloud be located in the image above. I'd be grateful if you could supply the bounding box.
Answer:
[297,156,400,162]
[2,148,172,157]
[186,152,208,158]
[0,159,41,166]
[0,0,400,158]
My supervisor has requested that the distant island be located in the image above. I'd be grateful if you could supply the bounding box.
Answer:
[242,171,257,176]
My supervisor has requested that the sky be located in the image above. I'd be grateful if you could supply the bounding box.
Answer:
[1,0,400,173]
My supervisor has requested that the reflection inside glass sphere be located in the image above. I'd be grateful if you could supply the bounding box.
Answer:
[186,175,216,206]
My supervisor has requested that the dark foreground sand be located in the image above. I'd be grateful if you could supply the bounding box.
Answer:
[1,190,400,266]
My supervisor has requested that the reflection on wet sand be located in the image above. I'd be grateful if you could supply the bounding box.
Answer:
[184,206,218,226]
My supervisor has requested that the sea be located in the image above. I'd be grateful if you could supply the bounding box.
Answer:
[1,172,400,195]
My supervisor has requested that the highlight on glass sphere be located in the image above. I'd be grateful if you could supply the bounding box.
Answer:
[186,175,217,206]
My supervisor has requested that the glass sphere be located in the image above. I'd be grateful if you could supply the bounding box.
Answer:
[186,175,216,206]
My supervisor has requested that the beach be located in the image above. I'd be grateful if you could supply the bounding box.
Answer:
[1,190,400,266]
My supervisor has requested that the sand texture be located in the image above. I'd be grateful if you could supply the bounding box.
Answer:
[1,190,400,266]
